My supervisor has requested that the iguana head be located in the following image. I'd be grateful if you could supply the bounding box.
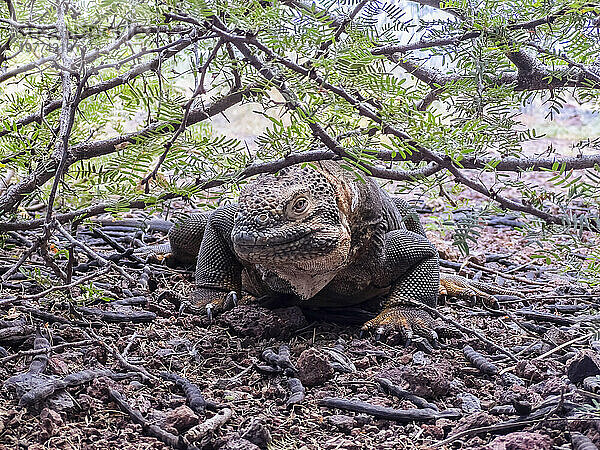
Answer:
[231,161,387,299]
[231,162,355,298]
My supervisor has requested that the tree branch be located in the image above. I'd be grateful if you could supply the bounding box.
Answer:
[0,150,441,232]
[140,37,225,187]
[45,0,76,223]
[204,20,595,226]
[372,32,480,55]
[0,33,199,138]
[0,85,258,214]
[0,0,17,66]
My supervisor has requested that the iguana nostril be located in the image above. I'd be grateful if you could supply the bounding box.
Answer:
[256,213,269,225]
[234,231,256,246]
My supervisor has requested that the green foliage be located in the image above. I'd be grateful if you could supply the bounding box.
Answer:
[0,0,600,281]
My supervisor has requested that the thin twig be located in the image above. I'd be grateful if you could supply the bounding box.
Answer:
[27,266,112,300]
[416,301,518,362]
[55,221,137,285]
[0,339,95,364]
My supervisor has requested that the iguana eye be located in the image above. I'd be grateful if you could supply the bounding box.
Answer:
[293,198,308,214]
[287,196,311,219]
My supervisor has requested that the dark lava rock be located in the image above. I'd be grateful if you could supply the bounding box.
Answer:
[499,372,525,387]
[164,405,199,432]
[271,307,309,336]
[529,376,574,397]
[457,392,481,413]
[219,306,307,340]
[220,437,261,450]
[495,383,541,409]
[514,360,548,383]
[326,414,357,433]
[483,431,553,450]
[39,408,63,441]
[421,424,445,440]
[567,350,600,384]
[239,418,272,448]
[375,367,405,385]
[296,348,334,386]
[400,360,454,399]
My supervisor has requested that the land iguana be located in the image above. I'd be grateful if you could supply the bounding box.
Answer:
[143,160,520,342]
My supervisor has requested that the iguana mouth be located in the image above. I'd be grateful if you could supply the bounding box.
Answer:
[232,229,315,249]
[232,227,343,265]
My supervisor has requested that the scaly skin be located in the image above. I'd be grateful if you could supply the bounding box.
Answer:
[153,161,518,342]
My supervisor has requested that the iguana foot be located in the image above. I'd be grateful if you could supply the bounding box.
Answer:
[134,244,173,263]
[181,288,238,321]
[439,274,502,309]
[361,306,438,346]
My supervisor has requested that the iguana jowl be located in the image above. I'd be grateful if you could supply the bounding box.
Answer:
[160,161,513,341]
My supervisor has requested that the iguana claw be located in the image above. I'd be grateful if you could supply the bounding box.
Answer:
[227,291,238,307]
[184,288,239,320]
[361,306,438,345]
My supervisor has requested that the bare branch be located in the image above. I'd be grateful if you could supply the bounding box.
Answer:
[524,41,600,83]
[281,0,345,28]
[0,33,199,138]
[141,37,225,187]
[372,32,479,55]
[497,64,600,91]
[0,17,56,31]
[55,221,137,285]
[0,0,16,66]
[45,0,76,223]
[505,49,544,73]
[0,85,257,214]
[0,55,56,83]
[0,150,442,232]
[314,0,370,58]
[203,19,597,225]
[446,165,578,227]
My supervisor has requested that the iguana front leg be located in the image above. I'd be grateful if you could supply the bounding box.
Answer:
[362,229,440,343]
[134,213,209,265]
[185,205,242,317]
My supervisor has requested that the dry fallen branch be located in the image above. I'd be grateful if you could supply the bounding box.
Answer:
[432,399,581,448]
[414,301,518,362]
[376,378,439,411]
[0,338,95,364]
[261,344,297,372]
[571,432,598,450]
[185,408,233,445]
[56,221,137,285]
[109,387,199,450]
[286,377,305,409]
[319,397,462,422]
[463,345,499,376]
[19,368,114,407]
[0,324,36,342]
[75,306,156,323]
[160,371,207,415]
[84,328,158,381]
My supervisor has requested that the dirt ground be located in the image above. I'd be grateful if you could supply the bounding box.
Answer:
[1,196,600,450]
